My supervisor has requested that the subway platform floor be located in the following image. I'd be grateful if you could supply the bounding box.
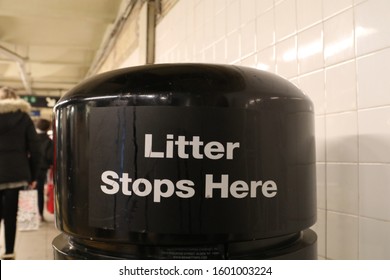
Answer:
[0,209,60,260]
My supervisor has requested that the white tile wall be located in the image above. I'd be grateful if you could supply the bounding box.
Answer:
[357,48,390,109]
[152,0,390,259]
[326,60,357,113]
[275,0,296,41]
[355,0,390,56]
[215,38,226,63]
[240,20,256,58]
[226,0,240,34]
[359,164,390,221]
[323,0,353,19]
[327,211,358,259]
[360,217,390,259]
[297,0,322,31]
[326,112,358,162]
[240,0,256,25]
[256,10,275,51]
[276,36,298,78]
[327,164,358,215]
[359,107,390,163]
[323,9,354,66]
[256,0,273,15]
[215,8,226,41]
[226,30,240,63]
[298,24,324,74]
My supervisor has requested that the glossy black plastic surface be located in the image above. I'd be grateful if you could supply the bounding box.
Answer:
[54,64,316,247]
[53,229,317,260]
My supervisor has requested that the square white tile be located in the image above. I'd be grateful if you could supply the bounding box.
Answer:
[240,20,256,57]
[204,18,215,48]
[296,0,322,31]
[298,24,324,74]
[194,26,205,54]
[185,1,195,36]
[226,30,240,63]
[214,38,227,63]
[215,8,227,41]
[256,0,273,15]
[358,107,390,163]
[240,0,256,25]
[276,36,298,78]
[327,211,358,259]
[327,163,358,215]
[326,112,358,162]
[227,0,240,33]
[359,164,390,221]
[355,0,390,56]
[214,0,227,14]
[194,0,205,27]
[359,217,390,259]
[323,0,353,19]
[204,0,215,24]
[256,9,275,51]
[326,59,357,113]
[357,48,390,109]
[275,0,297,41]
[324,9,354,66]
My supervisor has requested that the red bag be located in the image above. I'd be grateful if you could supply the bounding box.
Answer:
[46,167,54,214]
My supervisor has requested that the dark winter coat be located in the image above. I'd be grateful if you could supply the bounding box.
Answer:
[0,98,42,185]
[36,132,53,178]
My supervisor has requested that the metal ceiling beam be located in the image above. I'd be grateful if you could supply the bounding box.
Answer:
[0,4,119,23]
[0,58,90,67]
[25,61,88,67]
[86,0,138,77]
[146,0,158,64]
[0,45,32,93]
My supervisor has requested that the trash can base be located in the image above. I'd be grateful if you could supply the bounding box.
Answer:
[52,229,317,260]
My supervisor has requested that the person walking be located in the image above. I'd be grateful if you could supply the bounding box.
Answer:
[0,86,42,260]
[35,118,53,222]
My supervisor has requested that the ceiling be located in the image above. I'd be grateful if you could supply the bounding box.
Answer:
[0,0,123,97]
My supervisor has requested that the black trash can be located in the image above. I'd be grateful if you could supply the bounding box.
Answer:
[52,63,317,259]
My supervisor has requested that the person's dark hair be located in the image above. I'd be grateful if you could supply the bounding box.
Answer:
[36,118,51,132]
[0,86,17,99]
